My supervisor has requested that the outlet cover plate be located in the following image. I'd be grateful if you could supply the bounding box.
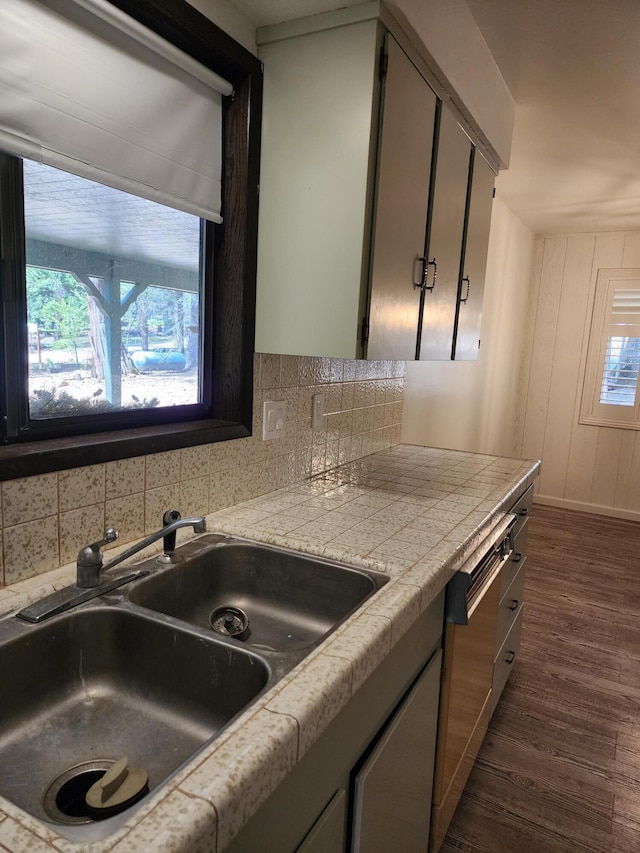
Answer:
[263,400,286,440]
[312,393,325,430]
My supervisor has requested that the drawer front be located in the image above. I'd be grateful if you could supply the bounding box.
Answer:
[508,483,534,540]
[496,564,526,649]
[491,608,524,716]
[500,524,528,598]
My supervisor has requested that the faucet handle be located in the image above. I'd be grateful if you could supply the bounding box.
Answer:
[98,527,119,549]
[162,509,181,525]
[162,510,181,557]
[78,527,119,568]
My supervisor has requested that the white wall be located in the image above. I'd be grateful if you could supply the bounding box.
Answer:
[401,195,534,457]
[187,0,257,52]
[519,230,640,520]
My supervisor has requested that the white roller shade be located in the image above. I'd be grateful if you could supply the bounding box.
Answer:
[0,0,233,222]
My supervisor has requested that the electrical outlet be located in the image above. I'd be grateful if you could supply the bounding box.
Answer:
[312,393,325,430]
[263,400,286,440]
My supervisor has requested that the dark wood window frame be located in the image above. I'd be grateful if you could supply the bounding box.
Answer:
[0,0,261,481]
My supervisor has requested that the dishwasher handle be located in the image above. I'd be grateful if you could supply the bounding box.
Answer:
[445,514,516,625]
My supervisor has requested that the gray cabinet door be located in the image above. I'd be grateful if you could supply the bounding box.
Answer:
[366,36,437,360]
[297,789,347,853]
[351,648,442,853]
[453,150,495,360]
[418,104,471,361]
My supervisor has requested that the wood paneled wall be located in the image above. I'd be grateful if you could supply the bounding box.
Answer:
[520,231,640,519]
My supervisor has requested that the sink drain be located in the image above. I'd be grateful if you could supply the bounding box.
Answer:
[44,760,115,824]
[210,605,250,639]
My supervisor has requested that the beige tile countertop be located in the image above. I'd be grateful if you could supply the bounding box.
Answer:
[0,445,540,853]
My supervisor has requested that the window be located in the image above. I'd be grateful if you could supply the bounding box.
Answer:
[580,268,640,428]
[0,0,261,479]
[24,160,204,419]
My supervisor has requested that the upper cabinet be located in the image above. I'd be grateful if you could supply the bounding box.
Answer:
[452,151,496,360]
[365,35,436,360]
[418,114,496,361]
[417,103,471,361]
[254,5,495,361]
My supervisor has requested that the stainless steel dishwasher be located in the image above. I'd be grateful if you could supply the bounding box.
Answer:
[431,513,516,851]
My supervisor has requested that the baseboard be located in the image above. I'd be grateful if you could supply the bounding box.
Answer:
[533,493,640,523]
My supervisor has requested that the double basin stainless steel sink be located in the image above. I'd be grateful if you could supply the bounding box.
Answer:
[0,533,388,840]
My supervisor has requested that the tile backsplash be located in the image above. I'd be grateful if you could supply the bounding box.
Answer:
[0,354,405,586]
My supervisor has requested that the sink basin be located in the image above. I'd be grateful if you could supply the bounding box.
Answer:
[128,537,388,652]
[0,535,387,840]
[0,606,269,836]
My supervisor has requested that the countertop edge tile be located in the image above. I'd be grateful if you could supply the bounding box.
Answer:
[320,612,393,692]
[365,580,422,646]
[108,789,217,853]
[0,798,61,848]
[266,652,353,759]
[179,708,298,852]
[0,818,54,853]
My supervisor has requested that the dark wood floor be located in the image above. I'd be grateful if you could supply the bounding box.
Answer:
[441,503,640,853]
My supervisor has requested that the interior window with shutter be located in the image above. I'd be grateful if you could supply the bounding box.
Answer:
[580,269,640,428]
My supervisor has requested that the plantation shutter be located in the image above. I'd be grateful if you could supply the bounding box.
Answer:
[580,270,640,428]
[599,285,640,407]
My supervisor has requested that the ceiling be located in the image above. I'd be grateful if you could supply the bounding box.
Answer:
[23,161,200,277]
[465,0,640,235]
[230,0,640,236]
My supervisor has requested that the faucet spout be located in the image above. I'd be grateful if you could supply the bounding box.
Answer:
[76,511,206,588]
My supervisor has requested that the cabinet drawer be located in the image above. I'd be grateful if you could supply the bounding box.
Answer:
[500,526,528,598]
[496,564,526,650]
[491,608,524,716]
[509,484,533,539]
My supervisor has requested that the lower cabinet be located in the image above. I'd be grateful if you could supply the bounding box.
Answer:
[350,649,442,852]
[490,484,532,716]
[491,609,524,717]
[297,790,348,853]
[224,592,444,853]
[297,648,442,853]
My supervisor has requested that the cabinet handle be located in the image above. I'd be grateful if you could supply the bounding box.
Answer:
[508,599,519,611]
[505,651,515,664]
[512,552,522,563]
[414,256,437,292]
[459,275,470,303]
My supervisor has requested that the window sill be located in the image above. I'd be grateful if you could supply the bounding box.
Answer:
[0,419,251,481]
[578,414,640,430]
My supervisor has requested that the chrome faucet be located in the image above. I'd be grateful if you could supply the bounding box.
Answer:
[76,511,207,588]
[17,510,206,623]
